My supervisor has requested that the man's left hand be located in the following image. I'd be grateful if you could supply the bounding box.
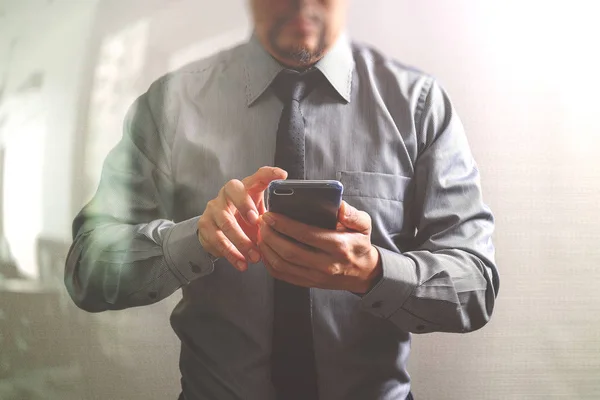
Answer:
[257,201,383,294]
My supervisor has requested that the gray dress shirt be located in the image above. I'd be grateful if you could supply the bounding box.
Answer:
[65,33,499,400]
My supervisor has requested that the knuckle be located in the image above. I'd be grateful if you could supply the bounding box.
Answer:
[224,179,244,195]
[328,264,342,276]
[205,199,217,213]
[279,247,294,262]
[340,254,352,264]
[218,214,238,233]
[217,239,234,259]
[337,246,352,264]
[345,205,356,220]
[347,206,356,219]
[208,198,226,216]
[334,238,349,255]
[223,179,235,189]
[238,242,253,256]
[258,166,271,175]
[271,256,283,271]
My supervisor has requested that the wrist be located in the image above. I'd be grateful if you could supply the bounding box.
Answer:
[196,227,221,264]
[356,245,383,294]
[368,245,383,282]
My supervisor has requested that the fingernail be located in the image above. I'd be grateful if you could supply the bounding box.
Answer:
[247,210,258,225]
[236,261,247,271]
[248,249,260,263]
[263,213,275,226]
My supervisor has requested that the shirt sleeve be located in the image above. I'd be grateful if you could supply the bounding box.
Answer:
[64,81,215,312]
[360,78,500,334]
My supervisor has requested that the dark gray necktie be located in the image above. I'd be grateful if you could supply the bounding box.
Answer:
[271,68,322,400]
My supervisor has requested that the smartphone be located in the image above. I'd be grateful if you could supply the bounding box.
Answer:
[266,180,344,230]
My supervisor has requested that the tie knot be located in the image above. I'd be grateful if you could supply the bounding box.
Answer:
[273,68,322,103]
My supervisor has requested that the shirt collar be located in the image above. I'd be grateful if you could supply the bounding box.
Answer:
[314,32,354,103]
[244,32,354,106]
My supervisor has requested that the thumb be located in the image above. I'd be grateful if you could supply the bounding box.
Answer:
[338,201,371,234]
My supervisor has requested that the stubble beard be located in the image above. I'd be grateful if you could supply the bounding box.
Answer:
[268,15,327,67]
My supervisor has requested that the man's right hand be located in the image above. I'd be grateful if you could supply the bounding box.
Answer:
[197,166,288,271]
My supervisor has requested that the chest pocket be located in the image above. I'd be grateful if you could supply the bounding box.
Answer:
[336,171,413,248]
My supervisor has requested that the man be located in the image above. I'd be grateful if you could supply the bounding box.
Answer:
[65,0,499,399]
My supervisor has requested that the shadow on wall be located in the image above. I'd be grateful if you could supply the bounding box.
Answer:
[0,1,249,399]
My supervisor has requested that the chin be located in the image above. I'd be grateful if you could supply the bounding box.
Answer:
[268,28,327,66]
[281,36,318,53]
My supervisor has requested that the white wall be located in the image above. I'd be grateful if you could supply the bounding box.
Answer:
[0,1,99,277]
[346,1,600,399]
[0,0,598,399]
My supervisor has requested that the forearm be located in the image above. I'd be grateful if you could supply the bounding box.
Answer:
[65,215,214,312]
[362,245,497,333]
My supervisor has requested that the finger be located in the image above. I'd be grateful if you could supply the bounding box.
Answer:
[259,222,337,275]
[259,240,324,287]
[198,218,248,271]
[236,211,260,244]
[242,166,288,193]
[211,199,261,264]
[221,179,260,226]
[338,201,371,234]
[261,212,339,253]
[256,195,267,215]
[260,239,357,291]
[264,262,310,288]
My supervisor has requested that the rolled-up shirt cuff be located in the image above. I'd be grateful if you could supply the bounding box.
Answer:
[163,216,215,284]
[360,245,418,319]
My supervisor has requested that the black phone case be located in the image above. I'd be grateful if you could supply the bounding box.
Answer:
[267,181,343,230]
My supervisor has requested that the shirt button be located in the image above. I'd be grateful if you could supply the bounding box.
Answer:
[371,300,383,309]
[189,262,201,274]
[416,325,426,332]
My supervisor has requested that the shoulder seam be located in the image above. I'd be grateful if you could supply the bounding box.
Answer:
[415,77,436,154]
